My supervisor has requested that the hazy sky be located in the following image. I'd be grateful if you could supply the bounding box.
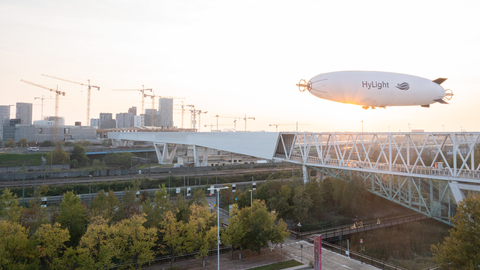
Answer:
[1,0,479,132]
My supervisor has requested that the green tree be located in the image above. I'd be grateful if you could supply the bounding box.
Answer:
[306,180,325,219]
[0,188,23,222]
[20,197,50,236]
[16,138,29,148]
[46,146,70,165]
[190,188,208,207]
[236,200,289,254]
[173,195,191,223]
[142,184,171,228]
[184,204,217,265]
[340,177,367,216]
[113,184,142,223]
[58,191,87,247]
[4,138,15,148]
[34,223,71,269]
[222,204,247,259]
[89,190,120,223]
[0,220,38,269]
[77,216,118,269]
[40,140,55,147]
[71,144,89,166]
[292,185,312,224]
[160,210,187,269]
[431,194,480,269]
[114,214,157,269]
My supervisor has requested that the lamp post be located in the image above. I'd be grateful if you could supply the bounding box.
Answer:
[208,186,229,270]
[168,171,171,196]
[408,123,411,132]
[215,168,218,184]
[443,125,444,132]
[361,120,364,132]
[248,190,253,210]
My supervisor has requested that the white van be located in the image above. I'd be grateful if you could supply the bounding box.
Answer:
[28,147,40,151]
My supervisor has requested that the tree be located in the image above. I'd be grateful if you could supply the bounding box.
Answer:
[142,184,171,228]
[89,190,120,223]
[184,204,217,265]
[58,191,87,247]
[34,223,71,269]
[20,197,50,236]
[113,214,157,269]
[16,138,29,148]
[0,220,38,268]
[232,200,289,254]
[40,140,55,147]
[0,188,23,222]
[46,146,70,165]
[292,185,312,224]
[222,204,246,259]
[431,194,480,269]
[71,144,89,166]
[190,188,208,207]
[160,210,188,269]
[77,216,118,269]
[173,195,191,223]
[113,184,142,223]
[4,138,15,148]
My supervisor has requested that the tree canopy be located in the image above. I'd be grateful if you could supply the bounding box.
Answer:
[431,194,480,269]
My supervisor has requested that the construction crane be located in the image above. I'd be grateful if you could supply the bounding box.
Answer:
[34,95,58,120]
[212,115,242,131]
[269,122,310,132]
[243,114,255,132]
[195,110,208,132]
[204,124,230,132]
[21,80,65,142]
[144,93,184,127]
[112,85,152,115]
[42,74,99,126]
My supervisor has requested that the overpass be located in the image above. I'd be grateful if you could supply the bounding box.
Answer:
[109,131,480,225]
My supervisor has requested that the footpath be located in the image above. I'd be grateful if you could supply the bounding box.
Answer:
[143,235,380,270]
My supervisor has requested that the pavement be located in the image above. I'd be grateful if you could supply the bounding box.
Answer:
[144,236,380,270]
[281,238,379,270]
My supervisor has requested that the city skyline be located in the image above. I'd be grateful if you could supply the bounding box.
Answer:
[1,0,479,132]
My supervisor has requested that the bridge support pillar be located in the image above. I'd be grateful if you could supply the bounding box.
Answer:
[316,170,324,182]
[193,146,209,167]
[302,164,308,184]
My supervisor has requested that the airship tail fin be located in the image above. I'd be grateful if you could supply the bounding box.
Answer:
[434,99,449,104]
[432,78,448,85]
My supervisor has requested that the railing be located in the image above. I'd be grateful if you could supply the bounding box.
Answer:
[274,154,480,180]
[288,214,428,240]
[317,241,408,270]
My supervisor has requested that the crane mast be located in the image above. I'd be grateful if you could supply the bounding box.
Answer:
[42,74,99,126]
[112,85,152,115]
[21,79,65,142]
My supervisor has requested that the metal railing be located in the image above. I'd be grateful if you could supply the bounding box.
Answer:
[288,214,428,240]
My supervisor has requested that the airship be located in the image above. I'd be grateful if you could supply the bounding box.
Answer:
[297,71,453,109]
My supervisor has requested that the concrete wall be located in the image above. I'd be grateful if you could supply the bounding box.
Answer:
[0,164,70,173]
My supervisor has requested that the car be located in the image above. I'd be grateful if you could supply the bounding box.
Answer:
[28,147,39,151]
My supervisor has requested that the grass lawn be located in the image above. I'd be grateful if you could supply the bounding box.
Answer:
[247,259,303,270]
[0,153,43,167]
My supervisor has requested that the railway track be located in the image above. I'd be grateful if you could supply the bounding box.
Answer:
[0,167,291,188]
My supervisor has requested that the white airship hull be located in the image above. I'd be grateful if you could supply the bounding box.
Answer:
[303,71,448,108]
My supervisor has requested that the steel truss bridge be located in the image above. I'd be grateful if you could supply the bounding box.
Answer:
[109,131,480,225]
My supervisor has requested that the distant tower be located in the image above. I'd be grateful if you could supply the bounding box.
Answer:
[0,105,11,141]
[16,102,32,125]
[159,98,173,128]
[128,106,137,116]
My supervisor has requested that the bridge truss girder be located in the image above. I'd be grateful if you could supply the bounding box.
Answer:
[311,167,457,225]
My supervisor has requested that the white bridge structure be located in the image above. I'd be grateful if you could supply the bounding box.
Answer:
[109,131,480,225]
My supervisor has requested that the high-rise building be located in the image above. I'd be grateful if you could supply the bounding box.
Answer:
[159,98,173,128]
[99,113,116,129]
[16,102,32,125]
[116,112,134,128]
[134,115,144,127]
[0,105,10,141]
[128,106,137,116]
[145,109,161,127]
[90,118,99,128]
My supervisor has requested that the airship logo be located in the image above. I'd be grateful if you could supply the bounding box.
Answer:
[396,82,410,91]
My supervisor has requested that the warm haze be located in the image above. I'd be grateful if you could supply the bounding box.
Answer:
[1,0,479,132]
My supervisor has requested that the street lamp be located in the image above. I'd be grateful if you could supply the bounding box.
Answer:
[361,120,364,132]
[408,123,410,132]
[207,186,229,270]
[248,190,253,210]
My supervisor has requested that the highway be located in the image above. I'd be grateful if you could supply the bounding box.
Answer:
[0,166,290,188]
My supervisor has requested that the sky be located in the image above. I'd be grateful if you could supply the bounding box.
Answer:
[1,0,479,133]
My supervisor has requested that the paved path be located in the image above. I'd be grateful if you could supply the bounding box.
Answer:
[281,237,379,270]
